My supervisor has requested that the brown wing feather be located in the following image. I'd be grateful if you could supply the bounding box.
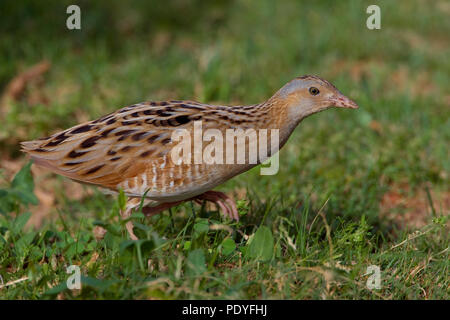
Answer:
[21,99,265,197]
[21,101,207,190]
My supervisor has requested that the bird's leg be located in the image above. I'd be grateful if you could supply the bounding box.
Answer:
[192,191,239,221]
[121,199,181,240]
[141,201,183,218]
[122,198,141,240]
[123,197,160,240]
[131,191,238,236]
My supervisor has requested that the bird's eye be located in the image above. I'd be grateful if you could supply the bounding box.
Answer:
[309,87,320,96]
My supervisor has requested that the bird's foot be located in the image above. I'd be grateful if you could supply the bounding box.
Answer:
[141,201,183,217]
[121,198,142,240]
[122,198,178,240]
[123,191,238,240]
[192,191,239,221]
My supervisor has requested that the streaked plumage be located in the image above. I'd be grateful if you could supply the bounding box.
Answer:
[21,75,358,239]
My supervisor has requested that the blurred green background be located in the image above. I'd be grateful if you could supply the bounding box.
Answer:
[0,0,448,299]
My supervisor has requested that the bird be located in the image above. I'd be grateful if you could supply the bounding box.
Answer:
[21,75,358,239]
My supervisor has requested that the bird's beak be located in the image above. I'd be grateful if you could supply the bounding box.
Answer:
[329,94,359,109]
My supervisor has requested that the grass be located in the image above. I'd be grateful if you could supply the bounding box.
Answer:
[0,0,448,299]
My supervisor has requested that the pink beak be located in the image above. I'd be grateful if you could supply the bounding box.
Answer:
[329,95,359,109]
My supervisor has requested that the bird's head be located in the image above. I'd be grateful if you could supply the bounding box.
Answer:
[273,75,358,122]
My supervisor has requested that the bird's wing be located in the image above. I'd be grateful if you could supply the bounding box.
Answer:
[21,101,211,191]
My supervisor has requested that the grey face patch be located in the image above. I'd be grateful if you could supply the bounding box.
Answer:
[278,79,314,98]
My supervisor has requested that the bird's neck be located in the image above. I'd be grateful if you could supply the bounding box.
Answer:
[252,96,305,147]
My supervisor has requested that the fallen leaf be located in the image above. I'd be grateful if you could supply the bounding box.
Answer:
[2,60,51,101]
[93,226,107,241]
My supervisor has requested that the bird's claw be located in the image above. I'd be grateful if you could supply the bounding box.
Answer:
[193,191,239,221]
